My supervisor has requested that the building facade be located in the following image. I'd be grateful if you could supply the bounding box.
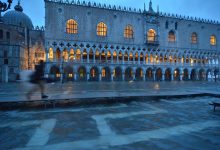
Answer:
[0,2,46,82]
[44,0,220,82]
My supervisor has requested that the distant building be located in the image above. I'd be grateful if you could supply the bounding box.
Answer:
[0,2,46,82]
[44,0,220,82]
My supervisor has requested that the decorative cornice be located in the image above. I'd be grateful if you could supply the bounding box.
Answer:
[44,0,220,25]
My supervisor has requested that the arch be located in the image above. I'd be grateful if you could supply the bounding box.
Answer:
[66,19,78,34]
[174,68,180,81]
[183,69,189,81]
[135,68,143,81]
[165,68,171,81]
[118,51,123,62]
[78,66,87,81]
[102,67,111,81]
[135,52,138,62]
[90,66,99,81]
[146,68,153,81]
[63,49,69,62]
[76,49,81,61]
[56,48,61,61]
[64,66,74,81]
[199,69,206,81]
[69,49,75,62]
[191,32,198,44]
[124,25,134,38]
[156,68,162,81]
[82,49,87,61]
[113,67,122,81]
[124,51,128,62]
[113,51,117,63]
[101,50,106,62]
[129,52,133,62]
[107,50,111,61]
[210,35,216,45]
[49,66,60,81]
[125,67,133,81]
[147,29,156,42]
[48,48,53,62]
[168,30,176,42]
[140,52,144,63]
[191,69,197,81]
[89,49,94,62]
[97,22,107,36]
[95,50,100,62]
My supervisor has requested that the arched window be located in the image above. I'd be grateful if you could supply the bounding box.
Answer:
[66,19,78,34]
[168,30,176,42]
[49,48,53,61]
[175,22,178,30]
[97,22,107,37]
[191,32,198,44]
[147,29,156,42]
[124,25,134,38]
[210,35,216,45]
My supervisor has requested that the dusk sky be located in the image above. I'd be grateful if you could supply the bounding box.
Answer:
[3,0,220,27]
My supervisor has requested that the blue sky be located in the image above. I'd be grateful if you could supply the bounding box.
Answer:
[3,0,220,27]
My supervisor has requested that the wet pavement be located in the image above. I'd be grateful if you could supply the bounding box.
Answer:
[0,96,220,150]
[0,81,220,102]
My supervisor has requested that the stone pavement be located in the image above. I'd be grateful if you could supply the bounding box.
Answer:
[0,81,220,109]
[0,96,220,150]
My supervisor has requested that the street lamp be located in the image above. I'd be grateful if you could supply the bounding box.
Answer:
[0,0,12,15]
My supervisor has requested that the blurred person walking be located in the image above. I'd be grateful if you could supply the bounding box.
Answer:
[26,60,48,99]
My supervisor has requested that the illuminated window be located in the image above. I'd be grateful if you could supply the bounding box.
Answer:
[168,30,176,42]
[48,48,53,61]
[66,19,78,34]
[124,25,133,39]
[191,32,197,44]
[147,29,156,42]
[102,69,106,77]
[210,35,216,45]
[97,22,107,37]
[68,74,73,78]
[56,74,61,78]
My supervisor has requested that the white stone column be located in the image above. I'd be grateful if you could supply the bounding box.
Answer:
[87,73,90,81]
[74,74,77,81]
[2,65,8,83]
[143,74,146,81]
[122,73,125,81]
[188,74,191,80]
[93,54,95,63]
[162,74,165,81]
[87,54,89,63]
[111,73,114,81]
[171,74,174,81]
[99,73,102,81]
[180,74,183,81]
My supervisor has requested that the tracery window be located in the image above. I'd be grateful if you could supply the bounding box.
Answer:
[97,22,107,37]
[124,25,134,39]
[66,19,78,34]
[147,29,156,42]
[168,30,176,42]
[191,32,198,44]
[210,35,216,45]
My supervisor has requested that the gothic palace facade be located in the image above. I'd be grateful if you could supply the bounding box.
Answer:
[44,0,220,82]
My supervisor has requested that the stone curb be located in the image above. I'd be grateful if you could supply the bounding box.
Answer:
[0,93,220,111]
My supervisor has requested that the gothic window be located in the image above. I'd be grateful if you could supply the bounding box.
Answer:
[124,25,134,39]
[49,48,53,61]
[175,22,178,30]
[191,32,198,44]
[147,29,156,42]
[168,30,176,42]
[97,22,107,37]
[66,19,78,34]
[165,21,169,29]
[210,35,216,45]
[0,30,3,39]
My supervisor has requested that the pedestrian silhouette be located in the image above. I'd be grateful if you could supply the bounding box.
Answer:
[27,60,48,99]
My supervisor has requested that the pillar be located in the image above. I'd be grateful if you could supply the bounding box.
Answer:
[87,73,89,81]
[111,73,114,81]
[171,74,174,81]
[143,74,146,81]
[99,73,102,81]
[162,74,165,81]
[2,65,8,83]
[153,71,156,81]
[122,73,125,81]
[87,54,89,63]
[188,74,191,80]
[74,74,77,81]
[180,74,183,81]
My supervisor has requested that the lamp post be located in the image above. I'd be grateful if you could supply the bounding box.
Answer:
[0,0,12,16]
